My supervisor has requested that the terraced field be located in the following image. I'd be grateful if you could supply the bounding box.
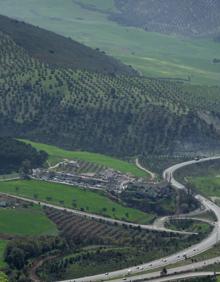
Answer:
[38,207,206,281]
[0,180,154,224]
[45,207,152,244]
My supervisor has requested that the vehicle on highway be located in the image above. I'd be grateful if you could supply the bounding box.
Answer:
[160,267,168,277]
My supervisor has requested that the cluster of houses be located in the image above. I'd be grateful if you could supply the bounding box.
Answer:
[32,160,135,193]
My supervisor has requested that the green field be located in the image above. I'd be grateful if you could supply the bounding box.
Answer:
[0,180,154,224]
[20,139,148,177]
[0,206,57,237]
[1,0,220,85]
[190,176,220,197]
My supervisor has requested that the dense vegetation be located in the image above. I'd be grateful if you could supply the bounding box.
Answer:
[4,236,66,270]
[109,0,220,37]
[0,24,220,156]
[4,236,67,281]
[0,138,47,174]
[120,182,199,215]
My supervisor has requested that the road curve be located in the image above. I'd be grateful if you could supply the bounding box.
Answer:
[163,155,220,190]
[56,155,220,282]
[135,158,156,180]
[154,215,215,229]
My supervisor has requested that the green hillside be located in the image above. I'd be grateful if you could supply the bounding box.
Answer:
[21,140,148,177]
[1,0,220,85]
[0,15,135,75]
[0,24,220,157]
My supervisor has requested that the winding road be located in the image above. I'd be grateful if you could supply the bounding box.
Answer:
[57,155,220,282]
[135,158,156,180]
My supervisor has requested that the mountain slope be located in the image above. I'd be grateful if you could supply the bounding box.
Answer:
[0,15,135,75]
[1,2,220,85]
[0,23,220,157]
[111,0,220,37]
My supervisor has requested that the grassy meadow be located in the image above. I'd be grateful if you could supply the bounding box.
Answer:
[20,140,148,177]
[0,206,57,237]
[1,0,220,85]
[0,180,154,224]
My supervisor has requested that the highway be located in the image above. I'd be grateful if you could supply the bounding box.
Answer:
[56,155,220,282]
[107,255,220,282]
